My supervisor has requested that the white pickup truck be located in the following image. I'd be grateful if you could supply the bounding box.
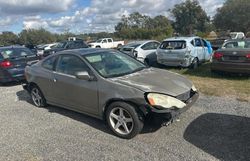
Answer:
[89,38,124,48]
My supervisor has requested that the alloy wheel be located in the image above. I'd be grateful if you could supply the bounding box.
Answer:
[109,107,134,135]
[31,88,42,107]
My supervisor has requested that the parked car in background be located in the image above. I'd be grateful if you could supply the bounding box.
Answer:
[36,43,58,56]
[0,46,39,84]
[43,40,88,57]
[156,37,212,69]
[23,48,198,139]
[230,32,245,40]
[119,40,160,66]
[89,38,124,49]
[211,39,250,74]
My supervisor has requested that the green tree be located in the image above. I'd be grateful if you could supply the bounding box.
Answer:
[0,32,18,46]
[115,12,173,40]
[18,28,56,45]
[171,0,209,35]
[213,0,250,33]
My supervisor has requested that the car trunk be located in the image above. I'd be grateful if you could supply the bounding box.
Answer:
[0,48,39,78]
[157,40,187,61]
[219,49,250,63]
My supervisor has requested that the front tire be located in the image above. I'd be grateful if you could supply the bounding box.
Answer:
[106,102,144,139]
[30,85,47,107]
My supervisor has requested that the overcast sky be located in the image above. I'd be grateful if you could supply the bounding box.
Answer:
[0,0,225,33]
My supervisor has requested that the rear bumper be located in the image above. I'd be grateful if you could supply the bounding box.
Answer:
[157,58,192,67]
[0,73,25,83]
[148,92,199,120]
[211,62,250,74]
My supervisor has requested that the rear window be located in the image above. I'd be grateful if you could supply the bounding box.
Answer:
[160,41,186,50]
[0,48,35,59]
[223,41,250,49]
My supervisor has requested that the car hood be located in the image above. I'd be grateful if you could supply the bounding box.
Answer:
[111,68,193,97]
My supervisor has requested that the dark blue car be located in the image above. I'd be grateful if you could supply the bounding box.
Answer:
[0,46,39,84]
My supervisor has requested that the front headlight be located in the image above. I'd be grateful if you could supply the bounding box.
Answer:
[147,93,186,109]
[191,85,197,92]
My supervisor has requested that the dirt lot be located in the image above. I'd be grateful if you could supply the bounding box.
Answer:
[0,84,250,161]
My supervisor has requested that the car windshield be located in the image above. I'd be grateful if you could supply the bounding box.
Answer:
[83,51,146,78]
[0,48,35,59]
[223,40,250,49]
[55,42,67,48]
[125,42,142,48]
[160,41,186,50]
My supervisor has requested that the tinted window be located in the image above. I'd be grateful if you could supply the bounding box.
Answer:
[160,41,186,50]
[108,39,112,43]
[56,55,89,76]
[0,48,34,59]
[103,39,107,43]
[42,56,57,71]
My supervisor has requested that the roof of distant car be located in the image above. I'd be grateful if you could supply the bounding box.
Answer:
[56,48,114,56]
[163,36,200,41]
[0,45,27,50]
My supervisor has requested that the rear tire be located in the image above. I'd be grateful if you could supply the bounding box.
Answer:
[106,102,144,139]
[30,85,47,107]
[190,58,199,69]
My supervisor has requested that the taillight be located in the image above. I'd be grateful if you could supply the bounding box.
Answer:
[213,52,223,59]
[246,54,250,59]
[0,60,12,68]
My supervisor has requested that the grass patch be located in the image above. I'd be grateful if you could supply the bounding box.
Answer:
[161,63,250,102]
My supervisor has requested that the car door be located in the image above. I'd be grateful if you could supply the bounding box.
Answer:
[107,38,113,48]
[202,39,211,61]
[52,54,98,114]
[101,39,108,48]
[194,38,205,61]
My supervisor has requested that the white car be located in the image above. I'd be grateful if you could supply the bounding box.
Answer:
[156,37,212,68]
[120,40,160,65]
[89,38,124,49]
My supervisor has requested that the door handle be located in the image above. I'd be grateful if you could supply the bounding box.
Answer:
[53,78,57,83]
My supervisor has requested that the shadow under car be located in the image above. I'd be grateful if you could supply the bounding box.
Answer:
[184,113,250,161]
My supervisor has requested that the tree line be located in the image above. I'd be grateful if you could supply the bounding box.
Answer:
[0,0,249,46]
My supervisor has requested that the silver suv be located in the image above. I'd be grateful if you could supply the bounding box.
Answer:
[156,37,211,68]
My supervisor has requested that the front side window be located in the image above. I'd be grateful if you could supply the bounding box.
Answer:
[56,55,89,76]
[42,56,57,71]
[84,51,146,78]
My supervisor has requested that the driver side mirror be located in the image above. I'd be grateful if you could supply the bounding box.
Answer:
[75,71,94,81]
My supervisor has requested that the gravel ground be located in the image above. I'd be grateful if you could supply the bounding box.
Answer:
[0,84,250,161]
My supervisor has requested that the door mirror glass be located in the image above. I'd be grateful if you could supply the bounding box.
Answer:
[75,71,93,81]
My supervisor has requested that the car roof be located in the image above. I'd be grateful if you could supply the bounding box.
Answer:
[56,48,115,56]
[163,36,200,41]
[0,45,27,50]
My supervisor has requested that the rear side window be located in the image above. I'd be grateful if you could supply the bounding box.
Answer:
[160,41,186,50]
[42,56,57,71]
